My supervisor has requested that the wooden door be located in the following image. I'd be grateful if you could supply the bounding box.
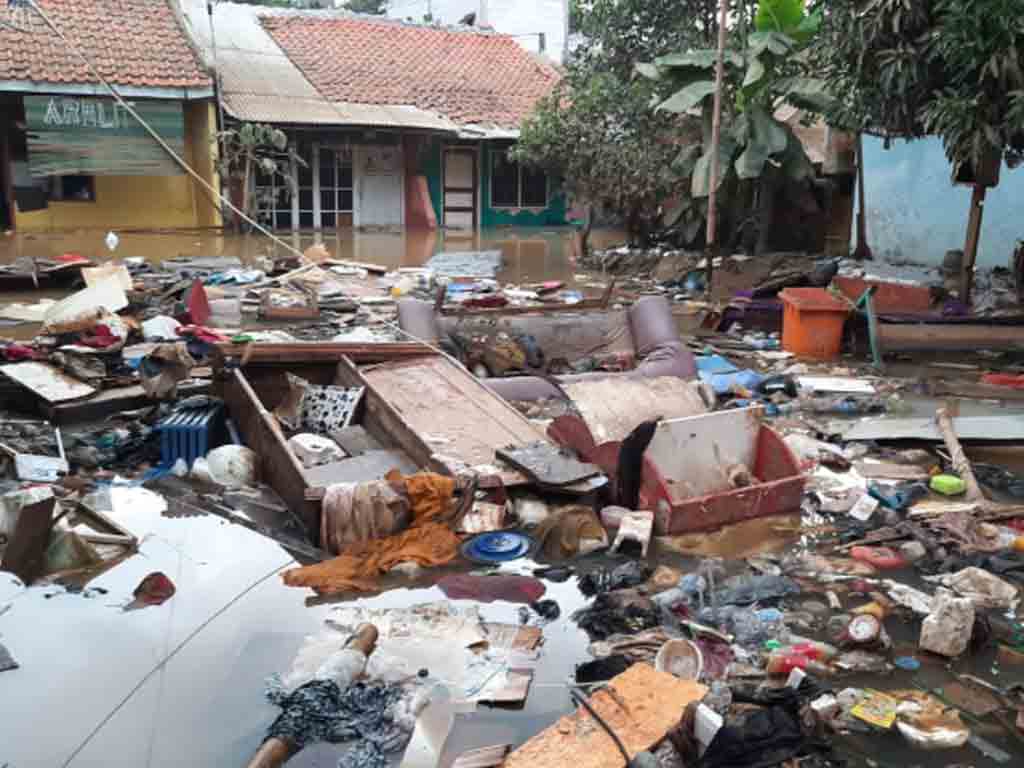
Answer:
[443,148,476,231]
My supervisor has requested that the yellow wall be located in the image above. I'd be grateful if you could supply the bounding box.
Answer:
[15,100,221,232]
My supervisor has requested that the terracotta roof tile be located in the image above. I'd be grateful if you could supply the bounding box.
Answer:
[0,0,210,90]
[261,16,560,129]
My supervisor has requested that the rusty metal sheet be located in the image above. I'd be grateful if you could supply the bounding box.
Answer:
[362,356,545,482]
[564,376,708,444]
[1,362,96,403]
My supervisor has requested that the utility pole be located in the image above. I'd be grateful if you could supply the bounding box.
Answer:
[705,0,729,295]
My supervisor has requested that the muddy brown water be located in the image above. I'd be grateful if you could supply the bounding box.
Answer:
[1,232,1023,765]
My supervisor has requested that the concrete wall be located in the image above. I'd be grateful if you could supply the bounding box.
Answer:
[15,100,221,232]
[386,0,567,62]
[860,135,1023,267]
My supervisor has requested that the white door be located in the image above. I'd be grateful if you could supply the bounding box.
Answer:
[443,149,476,231]
[356,145,403,228]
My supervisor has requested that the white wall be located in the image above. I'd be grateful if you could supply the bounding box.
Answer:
[859,136,1024,268]
[382,0,567,62]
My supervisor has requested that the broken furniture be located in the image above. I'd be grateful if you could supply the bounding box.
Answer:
[551,407,805,534]
[397,294,699,402]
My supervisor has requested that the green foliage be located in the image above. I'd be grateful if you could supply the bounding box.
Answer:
[216,123,303,222]
[639,15,827,199]
[513,0,756,243]
[809,0,1024,168]
[341,0,388,13]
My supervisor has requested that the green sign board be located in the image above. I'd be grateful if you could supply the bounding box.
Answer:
[24,95,186,177]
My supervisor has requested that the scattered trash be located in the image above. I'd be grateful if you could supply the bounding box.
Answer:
[920,592,976,657]
[126,571,176,609]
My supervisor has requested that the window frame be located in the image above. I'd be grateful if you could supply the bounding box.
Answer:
[48,174,96,203]
[489,150,548,210]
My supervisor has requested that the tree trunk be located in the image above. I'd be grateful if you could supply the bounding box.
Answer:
[755,173,777,257]
[241,153,252,233]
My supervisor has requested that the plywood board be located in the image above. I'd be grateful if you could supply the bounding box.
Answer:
[839,416,1024,443]
[645,407,760,498]
[504,664,706,768]
[304,449,418,487]
[362,356,544,482]
[564,376,708,444]
[1,362,96,403]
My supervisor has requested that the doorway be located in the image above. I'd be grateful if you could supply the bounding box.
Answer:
[443,148,477,231]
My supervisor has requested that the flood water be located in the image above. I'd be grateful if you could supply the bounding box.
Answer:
[0,227,629,286]
[2,229,1024,767]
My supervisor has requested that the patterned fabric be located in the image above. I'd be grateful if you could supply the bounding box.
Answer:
[265,680,412,760]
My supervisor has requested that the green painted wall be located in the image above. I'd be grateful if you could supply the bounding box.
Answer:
[418,137,568,228]
[420,136,444,223]
[479,141,567,228]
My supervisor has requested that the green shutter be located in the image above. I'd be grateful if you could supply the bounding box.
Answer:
[24,95,186,177]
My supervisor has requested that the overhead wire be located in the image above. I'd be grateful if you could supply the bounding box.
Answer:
[24,0,467,367]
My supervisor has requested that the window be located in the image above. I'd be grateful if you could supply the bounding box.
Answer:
[317,146,353,230]
[490,151,548,209]
[48,175,95,202]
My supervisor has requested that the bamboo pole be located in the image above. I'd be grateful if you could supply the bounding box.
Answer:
[935,407,985,503]
[704,0,730,295]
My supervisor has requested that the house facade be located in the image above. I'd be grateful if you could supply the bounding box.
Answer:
[179,2,566,234]
[0,0,220,233]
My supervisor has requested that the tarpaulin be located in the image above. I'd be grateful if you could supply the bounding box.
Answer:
[283,522,461,594]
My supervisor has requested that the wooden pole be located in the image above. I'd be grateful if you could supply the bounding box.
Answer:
[704,0,730,296]
[959,183,987,303]
[935,407,985,503]
[852,133,873,261]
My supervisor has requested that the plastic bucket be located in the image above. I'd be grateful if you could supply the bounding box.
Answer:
[655,638,704,680]
[779,288,849,360]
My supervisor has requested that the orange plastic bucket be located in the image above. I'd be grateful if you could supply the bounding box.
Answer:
[779,288,849,360]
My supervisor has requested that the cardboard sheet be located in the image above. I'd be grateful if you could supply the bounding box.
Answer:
[504,664,706,768]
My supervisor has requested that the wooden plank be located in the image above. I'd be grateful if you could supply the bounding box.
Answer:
[223,370,320,541]
[504,664,706,768]
[840,415,1024,443]
[1,497,56,584]
[46,380,211,425]
[333,357,447,477]
[1,362,95,403]
[359,356,545,485]
[304,449,417,488]
[214,342,436,365]
[564,376,708,445]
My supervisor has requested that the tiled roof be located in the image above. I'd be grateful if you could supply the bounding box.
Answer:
[261,15,561,129]
[0,0,210,91]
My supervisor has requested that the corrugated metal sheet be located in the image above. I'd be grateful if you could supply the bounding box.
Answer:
[24,95,184,176]
[177,0,479,133]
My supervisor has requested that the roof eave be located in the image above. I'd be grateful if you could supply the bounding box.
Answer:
[0,80,214,100]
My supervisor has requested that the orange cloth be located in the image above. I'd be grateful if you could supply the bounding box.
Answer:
[398,471,457,523]
[282,521,461,594]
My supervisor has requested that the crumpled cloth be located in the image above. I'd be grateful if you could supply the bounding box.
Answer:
[532,505,607,559]
[321,479,410,555]
[283,522,461,594]
[266,679,411,765]
[438,573,546,603]
[320,472,455,554]
[397,471,457,524]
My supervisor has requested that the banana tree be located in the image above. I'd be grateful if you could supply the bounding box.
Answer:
[216,122,305,231]
[638,0,831,254]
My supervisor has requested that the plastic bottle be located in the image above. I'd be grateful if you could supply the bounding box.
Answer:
[850,545,908,570]
[766,652,830,676]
